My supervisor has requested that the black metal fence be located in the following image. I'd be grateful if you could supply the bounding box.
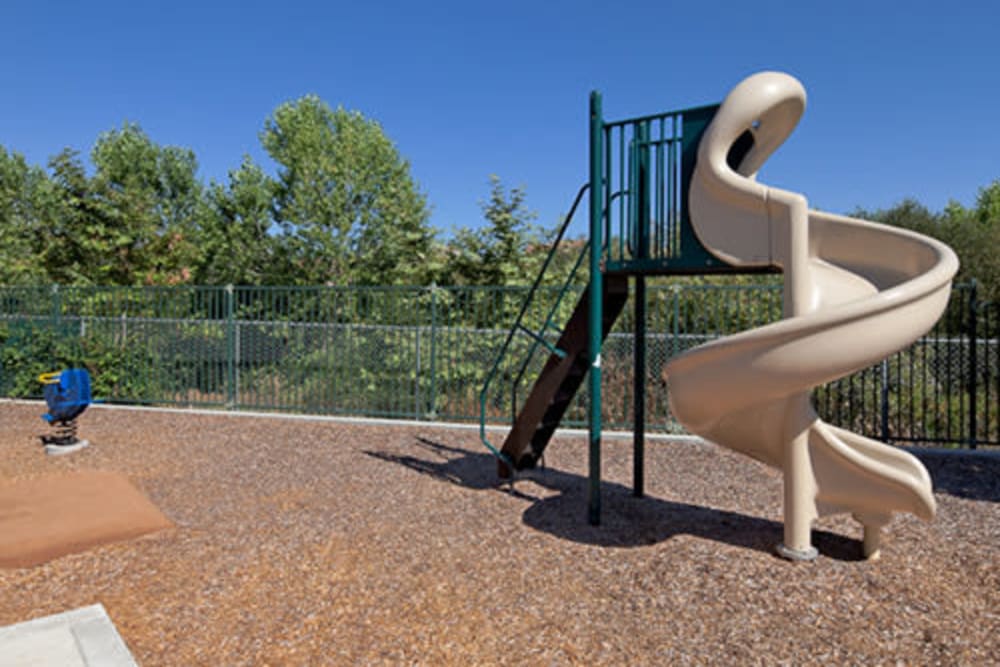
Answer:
[0,282,995,448]
[814,283,996,448]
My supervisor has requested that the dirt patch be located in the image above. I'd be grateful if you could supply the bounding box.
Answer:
[0,470,173,568]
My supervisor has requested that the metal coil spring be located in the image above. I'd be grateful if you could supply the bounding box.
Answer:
[42,419,79,446]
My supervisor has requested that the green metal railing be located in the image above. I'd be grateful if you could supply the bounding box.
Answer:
[477,183,591,466]
[598,102,750,274]
[0,282,994,448]
[471,98,766,486]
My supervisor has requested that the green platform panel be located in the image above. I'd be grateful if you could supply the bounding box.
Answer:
[598,103,773,276]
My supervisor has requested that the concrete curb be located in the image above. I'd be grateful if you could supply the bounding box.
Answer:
[0,603,138,666]
[3,398,703,444]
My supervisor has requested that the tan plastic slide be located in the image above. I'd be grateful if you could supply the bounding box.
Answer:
[665,72,959,560]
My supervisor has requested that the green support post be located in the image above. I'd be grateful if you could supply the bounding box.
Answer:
[634,275,646,497]
[634,122,650,498]
[588,91,604,525]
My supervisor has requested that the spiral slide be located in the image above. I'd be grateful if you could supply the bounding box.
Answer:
[665,72,959,560]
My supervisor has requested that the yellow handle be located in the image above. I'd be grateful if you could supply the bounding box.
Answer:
[38,371,62,385]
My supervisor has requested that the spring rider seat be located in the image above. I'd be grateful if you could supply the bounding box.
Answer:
[39,368,92,456]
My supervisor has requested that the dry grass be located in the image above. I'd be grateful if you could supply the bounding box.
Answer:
[1,401,997,665]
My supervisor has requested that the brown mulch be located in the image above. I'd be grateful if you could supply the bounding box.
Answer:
[0,401,997,665]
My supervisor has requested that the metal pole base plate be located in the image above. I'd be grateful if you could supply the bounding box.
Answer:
[775,543,818,562]
[44,440,90,457]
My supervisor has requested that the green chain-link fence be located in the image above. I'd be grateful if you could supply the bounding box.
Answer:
[0,282,994,447]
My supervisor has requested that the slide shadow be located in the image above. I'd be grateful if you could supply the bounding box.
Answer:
[365,437,863,561]
[914,449,1000,503]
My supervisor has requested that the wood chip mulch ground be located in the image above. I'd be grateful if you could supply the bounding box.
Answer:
[1,401,997,665]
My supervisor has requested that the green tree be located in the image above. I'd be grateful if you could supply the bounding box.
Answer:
[88,123,202,285]
[260,95,434,285]
[858,180,1000,301]
[39,126,202,286]
[940,182,1000,301]
[0,147,53,284]
[195,156,280,285]
[445,175,544,286]
[857,197,940,236]
[42,148,106,284]
[968,180,1000,225]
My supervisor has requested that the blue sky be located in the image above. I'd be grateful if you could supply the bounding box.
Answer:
[2,1,998,239]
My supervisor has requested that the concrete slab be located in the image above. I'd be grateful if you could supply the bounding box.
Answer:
[0,604,138,666]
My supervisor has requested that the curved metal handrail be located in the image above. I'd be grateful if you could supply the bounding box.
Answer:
[478,183,590,465]
[508,241,589,421]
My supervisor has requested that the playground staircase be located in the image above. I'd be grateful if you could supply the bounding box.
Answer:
[497,274,628,476]
[478,96,769,499]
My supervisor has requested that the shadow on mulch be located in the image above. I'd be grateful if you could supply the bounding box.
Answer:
[365,437,864,561]
[914,449,1000,503]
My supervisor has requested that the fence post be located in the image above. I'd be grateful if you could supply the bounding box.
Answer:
[48,285,62,381]
[671,285,680,359]
[968,281,978,450]
[50,284,61,337]
[880,359,890,443]
[225,284,236,410]
[428,283,438,419]
[634,276,646,498]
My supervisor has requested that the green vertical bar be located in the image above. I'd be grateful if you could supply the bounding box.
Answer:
[615,127,623,263]
[51,284,61,352]
[429,283,438,419]
[637,121,649,260]
[279,288,285,410]
[312,286,321,410]
[672,286,680,359]
[655,120,665,258]
[225,284,236,409]
[588,91,604,526]
[633,120,649,497]
[628,126,636,257]
[634,274,646,497]
[968,281,978,449]
[669,119,678,255]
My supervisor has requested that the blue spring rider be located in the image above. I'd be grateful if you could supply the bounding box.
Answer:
[39,368,93,454]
